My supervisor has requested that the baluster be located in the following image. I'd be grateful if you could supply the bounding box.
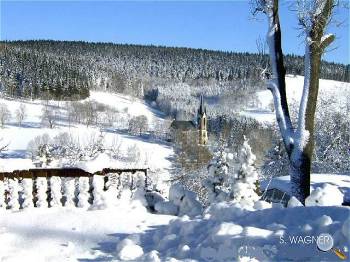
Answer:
[78,176,90,208]
[36,177,48,208]
[50,176,62,207]
[8,178,20,210]
[63,177,75,207]
[21,178,34,209]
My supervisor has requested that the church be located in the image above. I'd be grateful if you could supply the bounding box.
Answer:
[170,95,208,145]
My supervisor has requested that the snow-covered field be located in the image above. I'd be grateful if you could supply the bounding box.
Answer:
[241,75,350,124]
[0,91,173,176]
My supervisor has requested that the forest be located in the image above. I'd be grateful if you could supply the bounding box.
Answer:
[0,40,348,101]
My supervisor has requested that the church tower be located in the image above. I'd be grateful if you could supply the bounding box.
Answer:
[197,95,208,145]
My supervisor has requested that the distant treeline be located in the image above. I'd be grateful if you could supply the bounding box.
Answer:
[0,40,348,100]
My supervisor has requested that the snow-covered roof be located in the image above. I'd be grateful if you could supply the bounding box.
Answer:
[261,174,350,202]
[170,120,196,130]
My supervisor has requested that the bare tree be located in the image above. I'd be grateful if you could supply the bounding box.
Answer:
[41,105,58,129]
[0,138,9,156]
[15,103,27,126]
[129,115,149,136]
[254,0,337,203]
[0,103,11,128]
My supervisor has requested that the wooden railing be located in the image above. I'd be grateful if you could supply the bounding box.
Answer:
[0,168,149,210]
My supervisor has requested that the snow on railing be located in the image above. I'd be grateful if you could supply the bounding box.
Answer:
[0,168,148,210]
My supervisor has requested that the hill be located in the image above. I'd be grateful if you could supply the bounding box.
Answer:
[0,40,348,102]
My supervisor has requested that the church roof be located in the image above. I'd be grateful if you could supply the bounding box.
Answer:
[170,120,196,131]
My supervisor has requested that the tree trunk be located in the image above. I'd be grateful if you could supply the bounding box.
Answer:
[261,0,335,204]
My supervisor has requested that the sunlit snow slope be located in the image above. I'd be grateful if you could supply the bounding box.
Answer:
[241,75,350,124]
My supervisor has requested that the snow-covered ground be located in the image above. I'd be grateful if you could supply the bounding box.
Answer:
[241,75,350,124]
[0,91,173,177]
[1,84,350,261]
[0,201,174,261]
[1,197,349,261]
[261,174,350,203]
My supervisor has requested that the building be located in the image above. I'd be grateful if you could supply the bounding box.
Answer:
[170,95,208,145]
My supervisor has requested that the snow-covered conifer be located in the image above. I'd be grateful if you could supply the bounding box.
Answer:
[203,139,232,203]
[232,137,259,207]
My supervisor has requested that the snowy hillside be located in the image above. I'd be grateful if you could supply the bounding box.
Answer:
[0,91,173,185]
[241,75,350,124]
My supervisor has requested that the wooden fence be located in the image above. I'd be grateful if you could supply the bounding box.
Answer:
[0,168,149,210]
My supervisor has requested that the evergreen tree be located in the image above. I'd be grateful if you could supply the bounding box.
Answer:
[231,136,259,208]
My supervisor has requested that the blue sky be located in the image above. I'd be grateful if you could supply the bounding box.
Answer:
[1,0,349,64]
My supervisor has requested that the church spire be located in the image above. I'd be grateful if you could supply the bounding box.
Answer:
[197,94,208,145]
[198,94,206,116]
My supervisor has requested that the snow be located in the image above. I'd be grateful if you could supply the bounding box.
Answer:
[36,177,48,208]
[63,178,75,207]
[156,183,203,217]
[77,177,90,208]
[7,178,20,210]
[0,91,173,192]
[132,203,350,261]
[1,85,350,261]
[241,75,350,124]
[21,178,34,209]
[0,202,174,261]
[91,175,107,209]
[305,183,344,206]
[88,91,164,127]
[50,176,62,208]
[116,238,144,261]
[261,173,350,204]
[287,196,303,207]
[0,180,5,209]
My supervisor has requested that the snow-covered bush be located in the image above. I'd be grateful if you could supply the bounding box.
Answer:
[21,178,33,209]
[155,183,202,217]
[50,176,62,207]
[124,144,141,164]
[145,191,166,210]
[8,178,20,210]
[36,177,48,208]
[27,131,107,167]
[305,183,344,206]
